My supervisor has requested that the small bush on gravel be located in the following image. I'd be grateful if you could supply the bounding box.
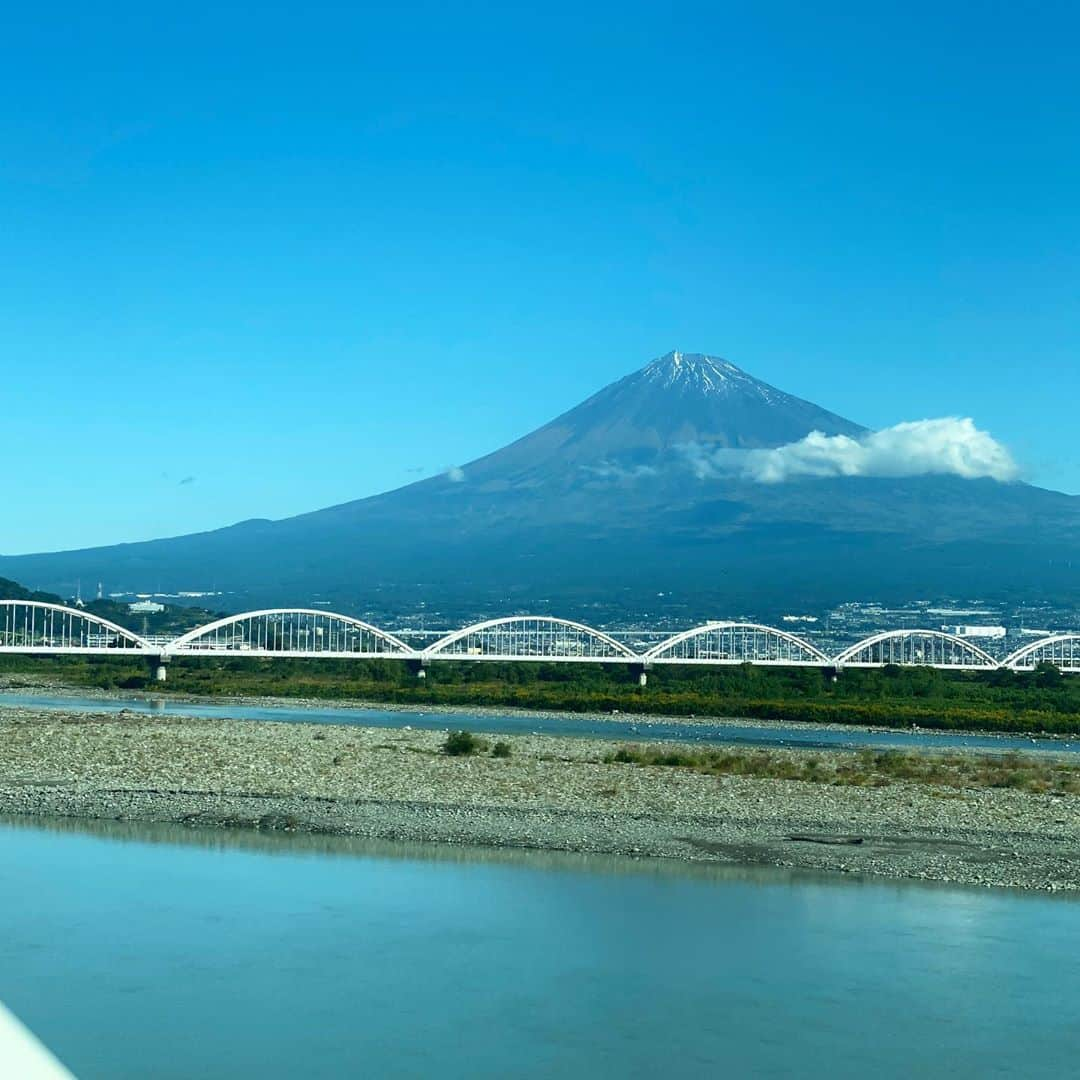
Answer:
[443,730,489,756]
[491,741,512,758]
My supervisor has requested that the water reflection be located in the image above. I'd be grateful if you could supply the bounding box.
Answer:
[0,811,840,884]
[2,816,1079,1079]
[2,812,1074,903]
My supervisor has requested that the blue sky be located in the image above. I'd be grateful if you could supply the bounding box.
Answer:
[3,1,1078,554]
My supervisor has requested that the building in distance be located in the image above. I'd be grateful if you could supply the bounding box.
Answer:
[941,625,1007,641]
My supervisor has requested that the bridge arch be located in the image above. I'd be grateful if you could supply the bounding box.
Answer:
[0,600,149,653]
[167,609,413,658]
[834,630,999,670]
[645,622,829,666]
[423,616,636,662]
[1003,635,1080,674]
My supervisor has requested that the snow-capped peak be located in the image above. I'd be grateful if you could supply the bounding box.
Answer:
[641,351,775,400]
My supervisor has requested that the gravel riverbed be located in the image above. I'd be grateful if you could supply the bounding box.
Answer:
[1,706,1078,892]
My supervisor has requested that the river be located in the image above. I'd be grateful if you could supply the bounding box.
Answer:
[1,690,1075,755]
[1,817,1077,1078]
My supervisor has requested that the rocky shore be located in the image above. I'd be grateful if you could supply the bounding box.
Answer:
[2,705,1078,891]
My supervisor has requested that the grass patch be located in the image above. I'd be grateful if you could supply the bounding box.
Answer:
[603,745,1080,795]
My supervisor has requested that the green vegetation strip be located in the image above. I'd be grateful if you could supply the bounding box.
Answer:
[603,746,1080,795]
[6,653,1080,736]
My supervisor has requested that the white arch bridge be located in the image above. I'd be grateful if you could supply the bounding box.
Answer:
[2,601,1077,683]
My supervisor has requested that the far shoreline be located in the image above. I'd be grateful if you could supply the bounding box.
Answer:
[1,673,1077,746]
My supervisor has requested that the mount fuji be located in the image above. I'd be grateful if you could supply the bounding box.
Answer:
[4,352,1078,618]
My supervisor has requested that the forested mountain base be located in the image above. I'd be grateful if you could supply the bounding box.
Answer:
[3,655,1080,736]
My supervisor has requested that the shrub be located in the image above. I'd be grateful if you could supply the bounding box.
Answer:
[443,730,489,756]
[491,741,512,758]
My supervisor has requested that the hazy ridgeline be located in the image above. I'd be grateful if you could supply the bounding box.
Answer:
[3,654,1080,735]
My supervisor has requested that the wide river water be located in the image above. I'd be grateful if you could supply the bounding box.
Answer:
[1,817,1078,1078]
[2,690,1077,755]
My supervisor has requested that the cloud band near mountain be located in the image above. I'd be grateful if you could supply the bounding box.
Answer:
[681,418,1020,484]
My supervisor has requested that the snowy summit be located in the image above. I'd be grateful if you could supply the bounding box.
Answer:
[641,351,774,399]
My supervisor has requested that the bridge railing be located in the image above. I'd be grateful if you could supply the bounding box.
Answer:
[834,630,1000,670]
[166,609,413,658]
[0,601,149,654]
[645,622,830,666]
[3,602,1079,676]
[1003,635,1080,673]
[422,617,636,663]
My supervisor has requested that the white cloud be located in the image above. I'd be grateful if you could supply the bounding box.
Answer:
[681,418,1021,484]
[579,462,658,480]
[446,466,466,483]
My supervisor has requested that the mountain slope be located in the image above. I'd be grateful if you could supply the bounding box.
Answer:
[3,351,1078,616]
[452,351,866,484]
[297,351,867,528]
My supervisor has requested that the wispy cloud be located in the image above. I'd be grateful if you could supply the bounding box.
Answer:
[580,462,658,480]
[445,466,466,483]
[680,418,1020,484]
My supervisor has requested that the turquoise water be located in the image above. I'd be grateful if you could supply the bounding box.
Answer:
[1,819,1078,1078]
[3,690,1076,755]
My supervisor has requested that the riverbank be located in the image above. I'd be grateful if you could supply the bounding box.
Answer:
[5,672,1078,746]
[2,706,1078,891]
[6,656,1080,736]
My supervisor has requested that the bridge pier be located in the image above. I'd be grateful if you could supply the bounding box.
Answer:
[406,657,428,680]
[148,655,169,683]
[632,663,650,687]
